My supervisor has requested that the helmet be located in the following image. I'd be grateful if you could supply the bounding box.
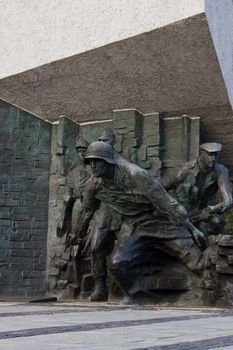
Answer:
[84,141,116,164]
[200,142,222,153]
[98,128,116,146]
[75,137,89,149]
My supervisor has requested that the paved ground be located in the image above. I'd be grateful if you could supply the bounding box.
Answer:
[1,301,233,349]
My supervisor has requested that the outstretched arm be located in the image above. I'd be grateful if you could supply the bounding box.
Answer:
[134,169,208,250]
[212,164,233,213]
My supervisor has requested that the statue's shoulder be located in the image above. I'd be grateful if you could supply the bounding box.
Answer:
[215,163,229,175]
[122,160,147,177]
[185,160,197,171]
[174,160,197,179]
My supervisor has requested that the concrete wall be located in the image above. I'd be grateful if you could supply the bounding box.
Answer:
[0,0,204,78]
[0,99,52,298]
[205,0,233,109]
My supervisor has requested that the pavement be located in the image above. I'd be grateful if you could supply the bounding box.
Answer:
[1,301,233,349]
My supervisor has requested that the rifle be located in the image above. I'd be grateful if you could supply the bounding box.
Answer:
[190,206,221,223]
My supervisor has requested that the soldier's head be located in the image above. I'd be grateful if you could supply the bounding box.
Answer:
[199,142,222,169]
[98,128,116,147]
[84,141,116,177]
[75,137,89,160]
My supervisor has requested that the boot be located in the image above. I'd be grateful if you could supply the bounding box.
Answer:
[88,278,108,302]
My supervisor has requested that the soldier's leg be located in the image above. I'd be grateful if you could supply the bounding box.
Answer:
[111,233,165,296]
[161,225,218,291]
[89,226,115,301]
[160,225,214,272]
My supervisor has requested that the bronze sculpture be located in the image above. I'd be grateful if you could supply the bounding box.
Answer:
[57,137,89,237]
[67,141,213,298]
[58,137,89,288]
[86,128,123,301]
[161,142,232,236]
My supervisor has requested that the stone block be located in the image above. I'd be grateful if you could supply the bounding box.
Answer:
[147,146,160,157]
[156,277,189,290]
[218,247,233,256]
[49,267,60,276]
[113,120,127,129]
[227,255,233,265]
[0,208,11,220]
[137,160,151,170]
[80,273,94,294]
[10,249,33,257]
[62,283,79,299]
[114,128,126,135]
[127,137,140,148]
[216,264,233,275]
[151,159,162,170]
[57,279,68,290]
[13,221,31,229]
[138,145,147,161]
[21,271,43,278]
[33,263,46,271]
[6,199,22,207]
[9,232,31,242]
[54,259,68,270]
[0,175,8,184]
[218,235,233,247]
[144,134,160,147]
[62,249,72,261]
[143,114,160,136]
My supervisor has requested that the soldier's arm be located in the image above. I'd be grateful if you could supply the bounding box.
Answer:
[211,164,233,213]
[134,169,208,250]
[57,187,76,237]
[66,178,97,246]
[160,167,187,190]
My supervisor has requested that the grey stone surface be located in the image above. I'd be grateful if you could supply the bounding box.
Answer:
[205,0,233,109]
[1,302,233,349]
[0,100,52,297]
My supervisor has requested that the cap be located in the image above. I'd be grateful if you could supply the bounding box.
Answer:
[200,142,222,153]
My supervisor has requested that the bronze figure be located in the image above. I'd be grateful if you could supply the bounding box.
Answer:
[67,141,212,298]
[161,142,233,236]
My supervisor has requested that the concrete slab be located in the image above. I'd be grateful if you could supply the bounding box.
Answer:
[0,302,233,349]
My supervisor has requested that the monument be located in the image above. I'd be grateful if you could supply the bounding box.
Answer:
[46,112,233,306]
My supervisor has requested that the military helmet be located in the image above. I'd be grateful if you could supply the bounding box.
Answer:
[75,137,89,149]
[200,142,222,153]
[84,141,116,164]
[98,128,116,146]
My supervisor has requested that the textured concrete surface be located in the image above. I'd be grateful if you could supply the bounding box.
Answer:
[1,302,233,349]
[0,14,228,123]
[205,0,233,109]
[0,0,204,78]
[1,14,233,173]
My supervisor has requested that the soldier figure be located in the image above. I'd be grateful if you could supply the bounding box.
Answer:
[161,142,233,236]
[67,141,212,298]
[86,128,123,301]
[58,136,89,288]
[57,137,89,237]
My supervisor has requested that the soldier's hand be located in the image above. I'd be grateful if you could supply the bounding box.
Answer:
[57,220,66,238]
[208,203,226,214]
[65,233,76,247]
[191,227,209,251]
[65,233,82,248]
